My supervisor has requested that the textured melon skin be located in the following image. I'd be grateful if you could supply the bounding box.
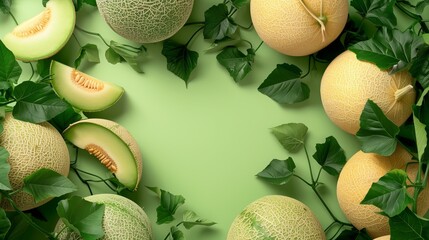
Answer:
[320,50,416,134]
[227,195,326,240]
[2,0,75,61]
[63,119,143,191]
[56,194,153,240]
[337,146,429,238]
[96,0,194,43]
[250,0,348,56]
[0,113,70,211]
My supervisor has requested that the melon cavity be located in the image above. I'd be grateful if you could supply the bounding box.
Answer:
[63,119,142,191]
[2,0,76,61]
[51,61,124,112]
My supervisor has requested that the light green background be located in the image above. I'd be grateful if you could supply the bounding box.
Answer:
[1,1,362,239]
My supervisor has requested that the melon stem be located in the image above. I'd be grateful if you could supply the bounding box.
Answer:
[395,84,414,101]
[298,0,327,42]
[386,84,414,114]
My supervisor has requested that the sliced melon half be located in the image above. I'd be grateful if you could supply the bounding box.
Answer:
[51,60,124,112]
[2,0,76,61]
[63,119,143,191]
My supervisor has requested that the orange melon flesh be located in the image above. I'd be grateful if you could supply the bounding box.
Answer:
[63,119,142,191]
[50,61,124,112]
[2,0,75,61]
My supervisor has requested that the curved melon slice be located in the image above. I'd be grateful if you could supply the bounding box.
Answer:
[2,0,75,61]
[63,119,143,191]
[51,60,124,112]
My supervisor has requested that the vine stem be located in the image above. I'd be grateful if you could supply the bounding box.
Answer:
[412,161,428,212]
[5,196,57,240]
[163,222,183,240]
[254,41,264,53]
[74,25,110,47]
[303,145,315,183]
[8,11,18,25]
[186,26,205,47]
[294,144,353,227]
[395,2,429,33]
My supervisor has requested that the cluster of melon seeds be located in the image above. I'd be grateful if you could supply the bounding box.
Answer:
[96,0,194,43]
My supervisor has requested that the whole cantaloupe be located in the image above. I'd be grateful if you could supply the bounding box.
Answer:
[336,146,429,238]
[227,195,326,240]
[0,113,70,211]
[96,0,194,43]
[320,50,416,134]
[250,0,348,56]
[56,194,153,240]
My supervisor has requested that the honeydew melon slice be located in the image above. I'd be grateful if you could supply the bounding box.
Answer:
[2,0,76,61]
[63,119,143,191]
[50,60,124,112]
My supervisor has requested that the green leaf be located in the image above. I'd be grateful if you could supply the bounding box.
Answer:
[74,44,100,69]
[73,0,83,11]
[256,158,296,185]
[416,0,429,13]
[83,0,96,7]
[12,81,69,123]
[349,28,424,72]
[216,47,254,82]
[312,136,346,176]
[182,210,216,229]
[350,0,397,28]
[0,208,11,240]
[356,100,399,156]
[204,4,238,41]
[169,226,185,240]
[156,189,186,224]
[258,63,309,104]
[412,88,429,163]
[0,0,11,14]
[334,227,372,240]
[231,0,249,8]
[105,47,122,65]
[271,123,308,152]
[0,40,22,90]
[162,40,199,86]
[57,196,105,240]
[146,186,162,197]
[48,106,82,132]
[389,208,429,239]
[36,59,51,82]
[106,177,128,193]
[410,45,429,88]
[423,34,429,44]
[109,41,145,73]
[205,34,242,53]
[0,147,11,191]
[23,168,77,203]
[42,0,48,7]
[361,169,413,217]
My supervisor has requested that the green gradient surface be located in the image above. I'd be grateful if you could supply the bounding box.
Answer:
[1,1,361,239]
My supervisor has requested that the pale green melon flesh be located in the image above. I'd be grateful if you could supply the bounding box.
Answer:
[63,122,138,190]
[2,0,75,61]
[50,60,124,112]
